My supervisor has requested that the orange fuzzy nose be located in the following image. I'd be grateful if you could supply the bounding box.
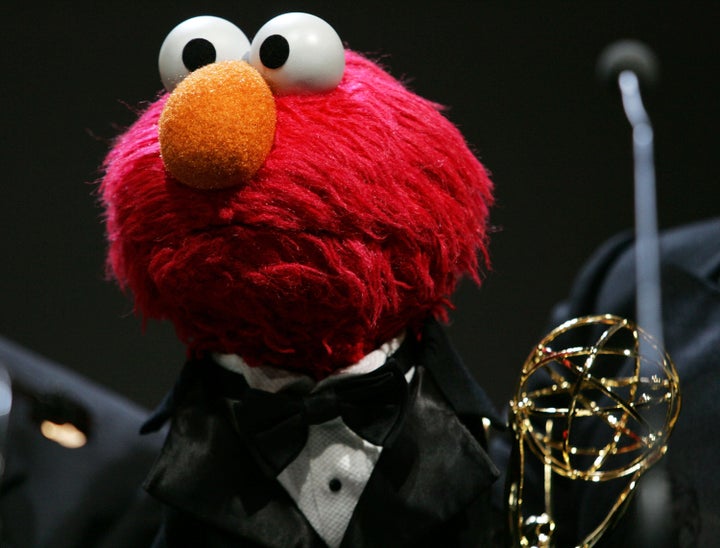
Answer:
[159,61,276,190]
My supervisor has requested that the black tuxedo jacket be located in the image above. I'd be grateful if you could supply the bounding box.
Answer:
[492,217,720,547]
[145,319,502,548]
[0,337,164,547]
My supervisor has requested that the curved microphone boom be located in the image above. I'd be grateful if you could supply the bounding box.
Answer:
[507,41,681,547]
[598,40,663,355]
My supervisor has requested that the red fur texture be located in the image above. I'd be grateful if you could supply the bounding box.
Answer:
[101,52,493,378]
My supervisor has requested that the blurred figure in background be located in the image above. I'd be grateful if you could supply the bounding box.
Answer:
[0,338,163,547]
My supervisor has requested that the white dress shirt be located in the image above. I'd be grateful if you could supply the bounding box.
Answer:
[215,336,411,548]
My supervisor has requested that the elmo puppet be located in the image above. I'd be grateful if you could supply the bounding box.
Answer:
[101,12,501,548]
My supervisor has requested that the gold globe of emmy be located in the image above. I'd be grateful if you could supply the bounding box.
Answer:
[507,315,681,547]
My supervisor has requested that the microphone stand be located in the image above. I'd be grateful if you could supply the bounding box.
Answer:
[618,69,664,356]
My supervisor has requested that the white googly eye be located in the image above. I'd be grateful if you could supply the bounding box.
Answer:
[248,12,345,95]
[158,16,250,92]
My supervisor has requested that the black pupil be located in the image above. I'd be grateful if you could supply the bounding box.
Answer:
[259,35,290,69]
[182,38,217,72]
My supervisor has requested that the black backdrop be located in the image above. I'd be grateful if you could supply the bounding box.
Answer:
[3,1,719,409]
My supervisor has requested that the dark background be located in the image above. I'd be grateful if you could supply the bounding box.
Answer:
[3,1,719,410]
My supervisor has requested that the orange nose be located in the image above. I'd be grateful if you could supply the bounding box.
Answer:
[159,61,276,190]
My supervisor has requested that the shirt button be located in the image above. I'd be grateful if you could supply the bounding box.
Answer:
[328,478,342,492]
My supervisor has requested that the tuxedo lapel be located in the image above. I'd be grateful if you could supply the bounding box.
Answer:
[144,373,326,548]
[340,367,499,547]
[419,318,505,436]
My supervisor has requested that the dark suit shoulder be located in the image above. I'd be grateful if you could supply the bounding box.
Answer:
[551,217,720,324]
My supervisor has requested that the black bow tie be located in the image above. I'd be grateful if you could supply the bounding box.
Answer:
[220,358,410,476]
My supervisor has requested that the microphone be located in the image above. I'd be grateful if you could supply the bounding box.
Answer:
[596,40,659,89]
[597,40,664,354]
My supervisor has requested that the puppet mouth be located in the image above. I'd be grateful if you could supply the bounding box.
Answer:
[184,219,349,241]
[173,219,363,279]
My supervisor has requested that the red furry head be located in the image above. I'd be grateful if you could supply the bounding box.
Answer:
[101,34,492,378]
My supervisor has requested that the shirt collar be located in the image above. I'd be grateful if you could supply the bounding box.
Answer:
[213,333,406,394]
